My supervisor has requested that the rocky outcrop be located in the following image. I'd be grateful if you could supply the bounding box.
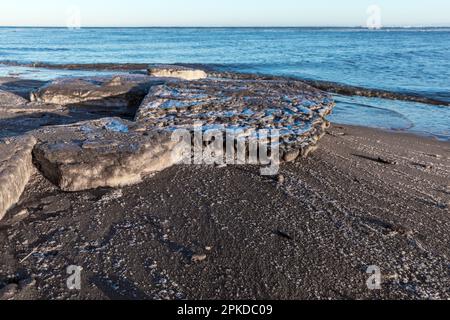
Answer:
[30,75,165,116]
[0,136,37,220]
[1,71,335,199]
[135,79,334,161]
[148,65,208,80]
[32,118,184,192]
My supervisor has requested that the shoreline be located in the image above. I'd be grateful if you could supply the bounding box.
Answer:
[2,61,449,106]
[1,63,449,142]
[1,124,449,299]
[0,63,450,141]
[331,122,450,142]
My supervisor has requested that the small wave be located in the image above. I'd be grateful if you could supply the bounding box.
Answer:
[295,79,450,107]
[0,47,71,52]
[329,98,415,132]
[333,96,414,128]
[0,60,148,72]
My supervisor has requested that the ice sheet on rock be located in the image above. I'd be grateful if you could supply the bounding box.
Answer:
[135,78,334,155]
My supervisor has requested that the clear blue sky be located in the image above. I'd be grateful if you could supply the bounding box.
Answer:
[1,0,449,27]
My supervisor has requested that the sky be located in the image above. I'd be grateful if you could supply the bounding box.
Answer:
[0,0,449,27]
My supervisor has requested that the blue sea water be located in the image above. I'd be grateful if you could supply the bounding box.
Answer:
[0,27,449,139]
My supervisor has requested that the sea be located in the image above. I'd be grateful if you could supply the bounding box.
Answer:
[0,27,449,140]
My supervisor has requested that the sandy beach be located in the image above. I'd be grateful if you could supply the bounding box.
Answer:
[1,122,449,300]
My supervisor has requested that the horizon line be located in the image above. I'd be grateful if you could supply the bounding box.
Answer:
[1,25,450,29]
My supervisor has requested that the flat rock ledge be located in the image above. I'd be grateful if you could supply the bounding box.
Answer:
[135,78,334,161]
[147,65,208,81]
[0,136,37,220]
[32,118,183,192]
[30,75,165,115]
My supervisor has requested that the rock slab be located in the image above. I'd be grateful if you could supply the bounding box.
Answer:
[135,79,334,160]
[148,65,208,80]
[0,136,37,220]
[32,118,183,191]
[30,75,165,115]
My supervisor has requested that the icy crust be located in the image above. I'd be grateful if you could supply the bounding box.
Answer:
[135,79,334,157]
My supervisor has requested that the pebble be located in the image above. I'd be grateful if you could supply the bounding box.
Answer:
[329,131,346,137]
[283,150,300,163]
[99,189,124,203]
[377,157,397,165]
[191,254,207,263]
[19,277,36,290]
[302,145,318,158]
[0,284,18,300]
[413,162,433,170]
[384,273,399,281]
[437,202,448,209]
[277,175,285,184]
[8,209,29,224]
[15,209,29,218]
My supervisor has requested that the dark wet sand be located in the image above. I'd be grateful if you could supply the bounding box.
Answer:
[1,124,449,300]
